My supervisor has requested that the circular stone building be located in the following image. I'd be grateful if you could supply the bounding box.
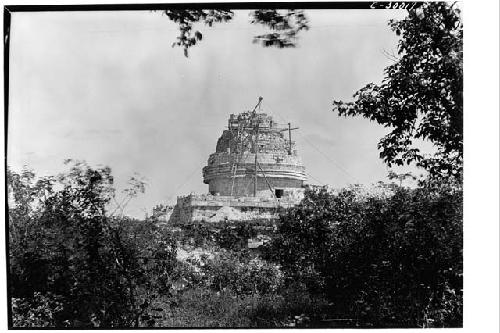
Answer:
[202,111,307,199]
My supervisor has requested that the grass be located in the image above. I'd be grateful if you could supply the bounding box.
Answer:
[140,287,332,328]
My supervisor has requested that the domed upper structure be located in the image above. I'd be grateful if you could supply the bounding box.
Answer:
[202,109,306,199]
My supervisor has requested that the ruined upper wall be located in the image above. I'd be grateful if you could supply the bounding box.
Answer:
[215,111,297,155]
[203,111,306,197]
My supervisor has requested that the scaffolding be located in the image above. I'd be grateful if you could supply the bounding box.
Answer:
[227,97,298,198]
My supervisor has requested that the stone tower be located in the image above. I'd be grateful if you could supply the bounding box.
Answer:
[202,110,306,199]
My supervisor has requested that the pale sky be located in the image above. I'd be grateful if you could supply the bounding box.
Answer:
[7,8,429,218]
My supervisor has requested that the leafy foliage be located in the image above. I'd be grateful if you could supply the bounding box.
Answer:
[216,221,257,250]
[163,9,234,57]
[181,223,214,247]
[9,162,463,328]
[8,162,176,327]
[197,252,283,295]
[251,10,309,48]
[150,286,330,328]
[268,183,462,327]
[161,9,309,56]
[333,2,463,179]
[388,170,417,186]
[11,293,64,327]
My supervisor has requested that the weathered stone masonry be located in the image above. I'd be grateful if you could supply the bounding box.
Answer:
[170,109,307,225]
[203,112,306,198]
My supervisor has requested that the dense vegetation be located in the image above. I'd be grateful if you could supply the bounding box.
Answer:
[162,9,309,56]
[265,182,462,327]
[8,162,177,327]
[8,163,462,328]
[333,2,462,179]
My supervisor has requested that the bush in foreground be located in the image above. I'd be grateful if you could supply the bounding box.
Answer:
[267,181,462,327]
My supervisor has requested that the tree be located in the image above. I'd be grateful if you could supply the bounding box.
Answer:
[269,184,462,327]
[250,9,309,48]
[161,9,309,56]
[332,3,462,180]
[163,9,234,57]
[387,170,417,186]
[7,161,177,327]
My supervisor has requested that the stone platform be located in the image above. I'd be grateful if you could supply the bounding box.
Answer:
[169,192,303,225]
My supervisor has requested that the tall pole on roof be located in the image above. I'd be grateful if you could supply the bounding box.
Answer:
[253,123,259,197]
[252,96,263,113]
[249,96,262,197]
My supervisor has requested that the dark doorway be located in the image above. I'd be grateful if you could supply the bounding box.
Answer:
[275,189,284,198]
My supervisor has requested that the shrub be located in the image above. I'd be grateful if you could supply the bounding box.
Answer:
[198,251,284,295]
[145,286,331,328]
[11,292,64,327]
[269,181,462,327]
[7,163,177,327]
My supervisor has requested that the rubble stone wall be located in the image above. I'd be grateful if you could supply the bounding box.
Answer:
[169,193,303,225]
[203,150,306,197]
[207,176,303,198]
